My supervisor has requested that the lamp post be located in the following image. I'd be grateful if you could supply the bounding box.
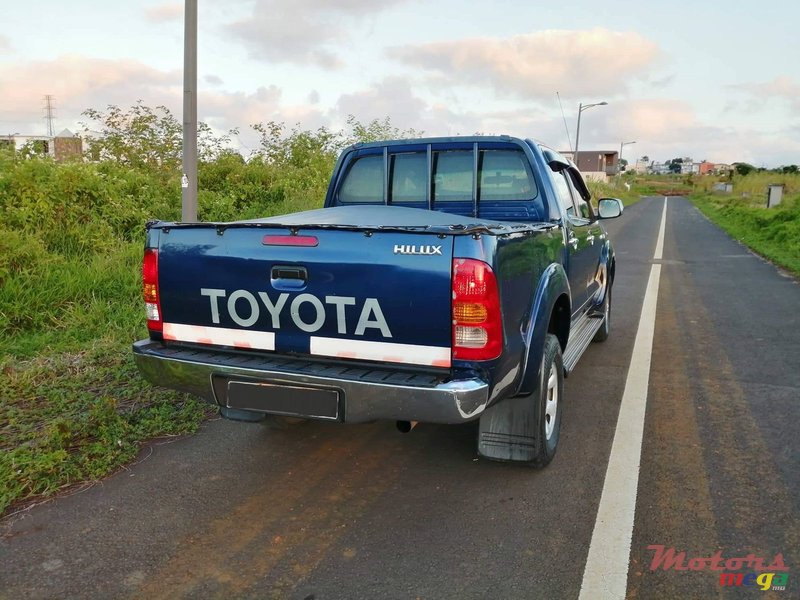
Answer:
[619,140,636,175]
[574,101,608,167]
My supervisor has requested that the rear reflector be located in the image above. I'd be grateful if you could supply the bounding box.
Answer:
[452,258,502,360]
[263,235,319,247]
[142,248,162,332]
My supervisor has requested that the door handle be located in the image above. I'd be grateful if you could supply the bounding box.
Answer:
[568,234,578,249]
[271,266,307,281]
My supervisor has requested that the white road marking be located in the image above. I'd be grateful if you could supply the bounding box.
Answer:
[654,198,668,259]
[578,197,668,599]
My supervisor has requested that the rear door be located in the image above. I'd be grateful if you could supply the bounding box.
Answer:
[564,169,604,306]
[551,170,592,314]
[157,227,455,368]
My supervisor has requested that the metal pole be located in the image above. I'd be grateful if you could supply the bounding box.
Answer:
[618,141,635,175]
[574,103,583,165]
[182,0,198,222]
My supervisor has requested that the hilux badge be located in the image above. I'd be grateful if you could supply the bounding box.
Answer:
[393,244,443,256]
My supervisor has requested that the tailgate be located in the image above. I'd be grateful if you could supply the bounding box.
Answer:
[157,227,454,368]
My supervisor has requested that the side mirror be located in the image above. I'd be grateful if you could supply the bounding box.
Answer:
[598,197,623,219]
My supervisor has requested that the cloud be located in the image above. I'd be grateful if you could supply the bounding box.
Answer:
[205,74,224,87]
[0,55,179,130]
[0,35,11,53]
[575,98,800,165]
[388,28,661,100]
[144,3,183,23]
[227,0,407,68]
[0,55,324,145]
[333,77,563,139]
[729,76,800,113]
[333,81,800,166]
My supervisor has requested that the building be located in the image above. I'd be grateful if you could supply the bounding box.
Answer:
[648,162,671,175]
[0,130,82,160]
[53,129,83,161]
[562,150,619,181]
[713,163,733,174]
[698,161,715,175]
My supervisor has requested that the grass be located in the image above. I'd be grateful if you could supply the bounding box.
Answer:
[0,343,215,515]
[0,239,217,516]
[690,190,800,277]
[587,177,643,207]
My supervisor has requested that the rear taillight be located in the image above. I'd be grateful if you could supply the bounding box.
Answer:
[142,248,162,332]
[452,258,502,360]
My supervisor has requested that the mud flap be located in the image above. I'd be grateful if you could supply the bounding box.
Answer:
[477,393,539,462]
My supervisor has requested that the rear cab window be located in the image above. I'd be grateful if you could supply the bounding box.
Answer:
[334,142,544,221]
[338,155,384,203]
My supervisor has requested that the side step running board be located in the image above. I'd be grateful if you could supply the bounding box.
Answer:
[562,312,603,374]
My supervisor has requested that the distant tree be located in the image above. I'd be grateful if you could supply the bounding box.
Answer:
[345,115,422,144]
[81,102,182,172]
[781,164,798,174]
[668,158,683,174]
[81,102,237,173]
[640,155,650,163]
[734,162,756,176]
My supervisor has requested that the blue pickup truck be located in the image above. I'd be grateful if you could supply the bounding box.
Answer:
[133,136,621,467]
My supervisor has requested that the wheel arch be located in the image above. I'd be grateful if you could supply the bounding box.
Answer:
[515,263,571,397]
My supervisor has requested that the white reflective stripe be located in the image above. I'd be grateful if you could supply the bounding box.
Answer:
[310,336,451,368]
[162,323,275,350]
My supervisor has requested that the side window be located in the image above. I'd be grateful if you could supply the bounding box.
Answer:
[552,171,576,218]
[390,153,426,203]
[566,171,593,220]
[433,151,473,202]
[338,155,384,203]
[479,150,537,201]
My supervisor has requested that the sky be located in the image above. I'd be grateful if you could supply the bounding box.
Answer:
[1,0,798,167]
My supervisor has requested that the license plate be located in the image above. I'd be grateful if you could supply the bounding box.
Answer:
[226,381,340,420]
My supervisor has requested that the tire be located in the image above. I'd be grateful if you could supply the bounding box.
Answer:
[592,283,612,343]
[529,333,564,468]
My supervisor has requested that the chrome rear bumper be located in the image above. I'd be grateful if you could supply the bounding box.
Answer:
[132,340,489,424]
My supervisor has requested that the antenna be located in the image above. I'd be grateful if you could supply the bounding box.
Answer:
[557,92,572,153]
[43,94,56,137]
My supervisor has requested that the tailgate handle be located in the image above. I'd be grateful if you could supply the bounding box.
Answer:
[271,265,307,281]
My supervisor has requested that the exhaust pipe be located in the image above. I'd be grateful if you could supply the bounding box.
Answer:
[396,420,418,433]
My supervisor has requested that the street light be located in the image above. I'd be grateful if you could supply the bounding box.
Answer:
[574,101,608,166]
[619,140,636,174]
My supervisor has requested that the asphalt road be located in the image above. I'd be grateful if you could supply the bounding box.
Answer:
[1,197,798,599]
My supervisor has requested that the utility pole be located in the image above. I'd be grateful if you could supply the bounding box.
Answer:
[574,101,607,167]
[182,0,198,222]
[619,140,636,175]
[43,95,56,138]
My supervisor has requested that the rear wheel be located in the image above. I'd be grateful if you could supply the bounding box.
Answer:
[529,333,563,468]
[592,284,612,343]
